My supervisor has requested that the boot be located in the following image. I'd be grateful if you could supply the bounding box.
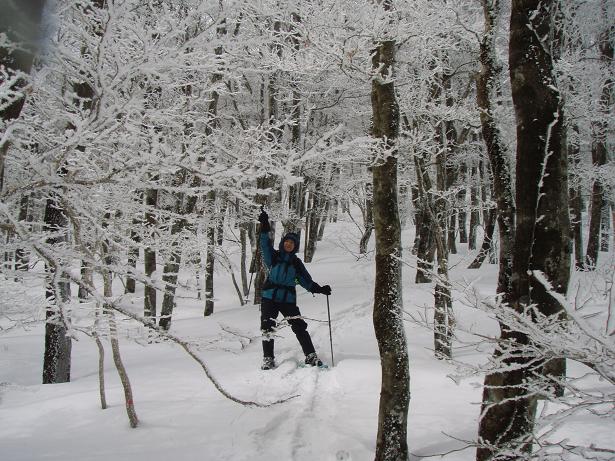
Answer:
[261,356,275,370]
[304,352,323,367]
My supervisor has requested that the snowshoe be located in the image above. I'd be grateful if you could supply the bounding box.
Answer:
[304,353,327,368]
[261,356,276,370]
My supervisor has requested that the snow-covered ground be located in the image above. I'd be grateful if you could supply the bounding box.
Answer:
[1,220,613,461]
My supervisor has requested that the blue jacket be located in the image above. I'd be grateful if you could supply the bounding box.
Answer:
[260,231,315,304]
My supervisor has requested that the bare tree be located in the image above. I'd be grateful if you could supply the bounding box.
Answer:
[477,1,571,459]
[585,6,613,269]
[474,0,515,295]
[371,1,410,459]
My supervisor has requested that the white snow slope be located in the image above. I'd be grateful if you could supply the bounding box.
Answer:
[1,220,613,461]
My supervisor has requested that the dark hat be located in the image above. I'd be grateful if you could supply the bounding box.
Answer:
[279,232,300,254]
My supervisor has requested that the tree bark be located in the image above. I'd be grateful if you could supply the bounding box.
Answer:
[304,191,319,263]
[359,184,374,255]
[144,187,158,321]
[600,203,610,252]
[475,0,515,295]
[42,194,72,384]
[204,192,217,317]
[125,225,140,294]
[468,166,480,251]
[413,156,436,283]
[477,2,570,459]
[568,129,584,270]
[468,208,496,269]
[585,14,613,268]
[78,260,93,300]
[93,304,107,410]
[371,2,410,458]
[457,166,469,244]
[14,194,30,274]
[240,223,249,297]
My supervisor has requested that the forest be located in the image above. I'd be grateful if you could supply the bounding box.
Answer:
[1,1,614,460]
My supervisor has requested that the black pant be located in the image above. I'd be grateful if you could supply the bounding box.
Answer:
[260,298,315,358]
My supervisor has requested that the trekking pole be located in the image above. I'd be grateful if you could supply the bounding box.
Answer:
[326,294,334,367]
[245,239,260,304]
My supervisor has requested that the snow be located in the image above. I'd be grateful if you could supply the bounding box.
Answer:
[1,221,613,461]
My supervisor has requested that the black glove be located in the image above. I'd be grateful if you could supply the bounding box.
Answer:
[258,208,271,232]
[311,283,332,296]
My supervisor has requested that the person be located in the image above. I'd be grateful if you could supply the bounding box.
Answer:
[257,208,332,370]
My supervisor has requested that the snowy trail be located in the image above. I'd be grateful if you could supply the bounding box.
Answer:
[289,368,323,461]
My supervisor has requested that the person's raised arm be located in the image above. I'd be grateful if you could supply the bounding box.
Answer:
[258,208,274,268]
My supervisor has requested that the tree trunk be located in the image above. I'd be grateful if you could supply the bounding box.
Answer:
[159,239,182,330]
[568,130,584,270]
[585,16,613,269]
[93,304,107,410]
[160,171,200,329]
[477,2,570,459]
[125,225,140,294]
[144,187,158,321]
[359,186,374,255]
[600,203,610,252]
[14,195,30,274]
[457,166,469,244]
[476,0,515,295]
[371,3,410,458]
[468,166,480,250]
[317,200,329,242]
[42,194,72,384]
[78,260,93,300]
[103,270,138,428]
[447,213,457,254]
[240,223,249,296]
[468,208,496,269]
[204,192,217,317]
[304,191,319,263]
[434,152,453,359]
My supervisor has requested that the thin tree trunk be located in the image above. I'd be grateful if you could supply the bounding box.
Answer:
[103,271,138,428]
[144,187,158,321]
[468,166,480,250]
[600,202,610,252]
[414,158,436,283]
[93,304,107,410]
[304,191,319,263]
[317,200,329,242]
[468,208,496,269]
[14,195,30,274]
[359,185,374,255]
[475,0,515,294]
[100,221,138,426]
[568,130,584,270]
[434,153,453,359]
[160,172,200,329]
[42,193,71,384]
[447,214,457,254]
[585,14,613,268]
[371,3,410,458]
[125,227,140,294]
[159,245,181,330]
[204,192,217,317]
[458,166,469,244]
[240,223,249,296]
[78,260,93,300]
